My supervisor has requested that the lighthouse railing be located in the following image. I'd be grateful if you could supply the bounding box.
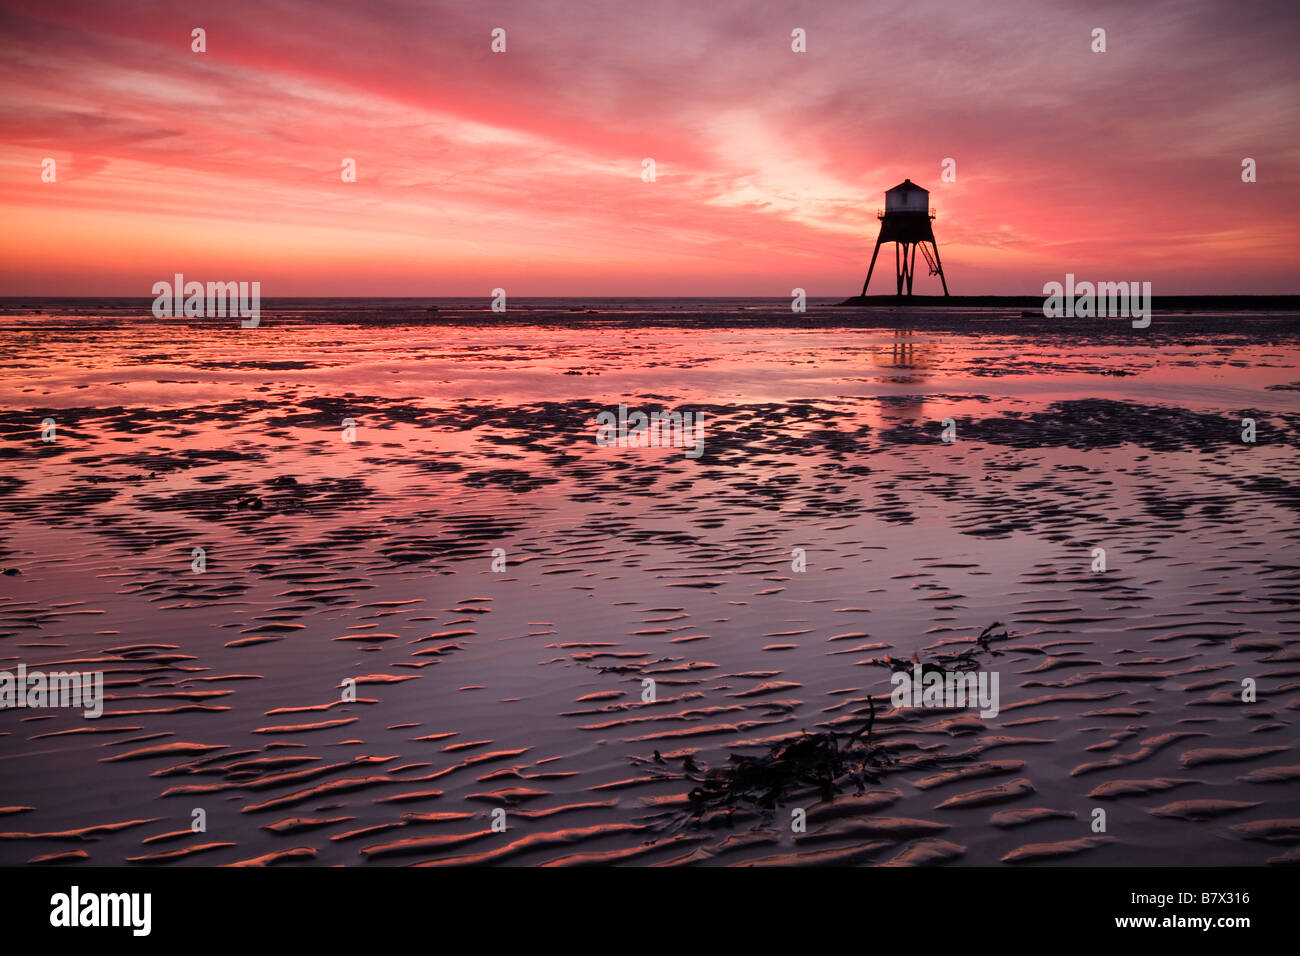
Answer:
[877,207,939,218]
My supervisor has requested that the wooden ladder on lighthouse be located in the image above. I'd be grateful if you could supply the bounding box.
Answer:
[919,242,939,276]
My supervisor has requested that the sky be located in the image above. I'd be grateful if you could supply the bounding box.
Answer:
[1,0,1298,296]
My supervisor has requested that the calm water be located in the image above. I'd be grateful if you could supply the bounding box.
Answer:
[1,303,1298,866]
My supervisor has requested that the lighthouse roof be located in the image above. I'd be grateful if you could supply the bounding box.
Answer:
[886,179,928,195]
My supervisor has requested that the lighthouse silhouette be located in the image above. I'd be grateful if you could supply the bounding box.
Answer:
[861,179,949,296]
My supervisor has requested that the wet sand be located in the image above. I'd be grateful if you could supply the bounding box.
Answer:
[1,303,1298,866]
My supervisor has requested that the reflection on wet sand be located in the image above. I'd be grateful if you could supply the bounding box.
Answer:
[1,305,1298,866]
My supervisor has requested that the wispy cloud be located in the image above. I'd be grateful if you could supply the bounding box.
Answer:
[0,0,1297,294]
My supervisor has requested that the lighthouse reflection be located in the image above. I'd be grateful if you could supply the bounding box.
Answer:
[877,328,938,422]
[889,328,918,368]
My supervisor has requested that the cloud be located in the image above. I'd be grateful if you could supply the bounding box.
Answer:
[0,0,1296,293]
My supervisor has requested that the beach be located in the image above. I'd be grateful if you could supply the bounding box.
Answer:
[1,300,1298,866]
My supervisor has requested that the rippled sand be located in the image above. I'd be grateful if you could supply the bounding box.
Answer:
[1,304,1298,866]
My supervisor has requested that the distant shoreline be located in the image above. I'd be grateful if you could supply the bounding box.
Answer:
[1,294,1299,312]
[2,297,1299,338]
[837,294,1300,310]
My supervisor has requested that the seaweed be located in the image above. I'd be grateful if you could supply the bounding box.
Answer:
[866,620,1009,677]
[642,622,1011,829]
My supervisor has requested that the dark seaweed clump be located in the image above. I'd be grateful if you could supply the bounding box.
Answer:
[651,623,1010,826]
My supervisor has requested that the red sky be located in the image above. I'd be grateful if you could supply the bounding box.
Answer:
[1,0,1298,296]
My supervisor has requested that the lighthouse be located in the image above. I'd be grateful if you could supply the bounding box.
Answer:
[861,179,949,296]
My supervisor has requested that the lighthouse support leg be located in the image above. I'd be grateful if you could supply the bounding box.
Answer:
[897,242,917,296]
[930,240,950,296]
[861,235,884,296]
